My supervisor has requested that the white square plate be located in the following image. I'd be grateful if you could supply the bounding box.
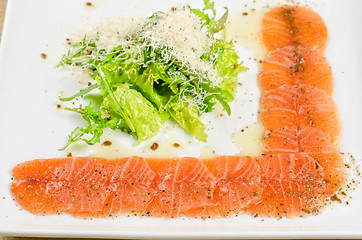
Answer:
[0,0,361,238]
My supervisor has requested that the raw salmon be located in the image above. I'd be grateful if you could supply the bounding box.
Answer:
[11,5,344,219]
[262,126,345,196]
[261,6,328,52]
[12,154,326,218]
[298,127,345,196]
[259,45,333,94]
[297,85,340,143]
[259,4,344,214]
[12,157,156,216]
[263,126,298,154]
[145,157,217,218]
[260,84,298,131]
[244,153,325,217]
[261,84,340,143]
[203,156,261,217]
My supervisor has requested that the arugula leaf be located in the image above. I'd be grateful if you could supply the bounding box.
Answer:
[199,80,232,115]
[60,84,98,102]
[209,8,228,34]
[97,66,136,132]
[190,0,228,34]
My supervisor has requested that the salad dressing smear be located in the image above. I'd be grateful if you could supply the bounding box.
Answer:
[232,122,264,157]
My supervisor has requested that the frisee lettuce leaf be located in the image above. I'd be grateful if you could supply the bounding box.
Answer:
[190,0,228,35]
[59,104,129,150]
[203,40,249,100]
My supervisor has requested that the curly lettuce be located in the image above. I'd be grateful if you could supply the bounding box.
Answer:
[58,0,247,149]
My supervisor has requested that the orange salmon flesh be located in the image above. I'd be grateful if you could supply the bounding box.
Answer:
[11,5,345,219]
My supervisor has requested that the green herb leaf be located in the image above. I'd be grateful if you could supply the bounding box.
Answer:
[59,104,126,150]
[97,66,136,132]
[190,0,228,34]
[60,84,98,102]
[209,7,228,34]
[101,84,166,143]
[203,0,216,15]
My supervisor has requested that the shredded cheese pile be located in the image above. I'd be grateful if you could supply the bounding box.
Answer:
[68,6,226,112]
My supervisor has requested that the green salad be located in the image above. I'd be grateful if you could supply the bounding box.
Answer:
[58,0,247,150]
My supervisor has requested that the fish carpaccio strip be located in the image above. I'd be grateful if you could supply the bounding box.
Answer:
[261,6,328,52]
[259,5,345,197]
[259,45,333,94]
[12,155,325,218]
[11,5,345,218]
[260,84,341,143]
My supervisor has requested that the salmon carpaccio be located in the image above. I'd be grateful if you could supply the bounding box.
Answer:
[11,5,345,218]
[261,6,328,52]
[12,154,325,218]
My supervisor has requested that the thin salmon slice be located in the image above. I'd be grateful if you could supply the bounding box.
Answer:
[12,157,156,217]
[295,47,333,94]
[11,156,254,218]
[261,85,340,143]
[256,5,342,217]
[203,156,261,217]
[11,182,58,215]
[292,7,328,52]
[244,153,325,217]
[260,84,298,131]
[259,45,333,94]
[297,85,341,143]
[263,126,298,154]
[261,7,292,50]
[259,45,296,91]
[145,157,217,218]
[12,156,263,218]
[262,126,345,195]
[261,6,328,52]
[298,127,346,196]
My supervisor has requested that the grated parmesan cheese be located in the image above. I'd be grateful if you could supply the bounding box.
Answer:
[65,6,228,112]
[142,7,220,85]
[144,8,210,67]
[74,16,145,52]
[72,7,221,85]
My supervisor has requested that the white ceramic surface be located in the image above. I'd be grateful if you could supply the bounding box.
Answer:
[0,0,361,238]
